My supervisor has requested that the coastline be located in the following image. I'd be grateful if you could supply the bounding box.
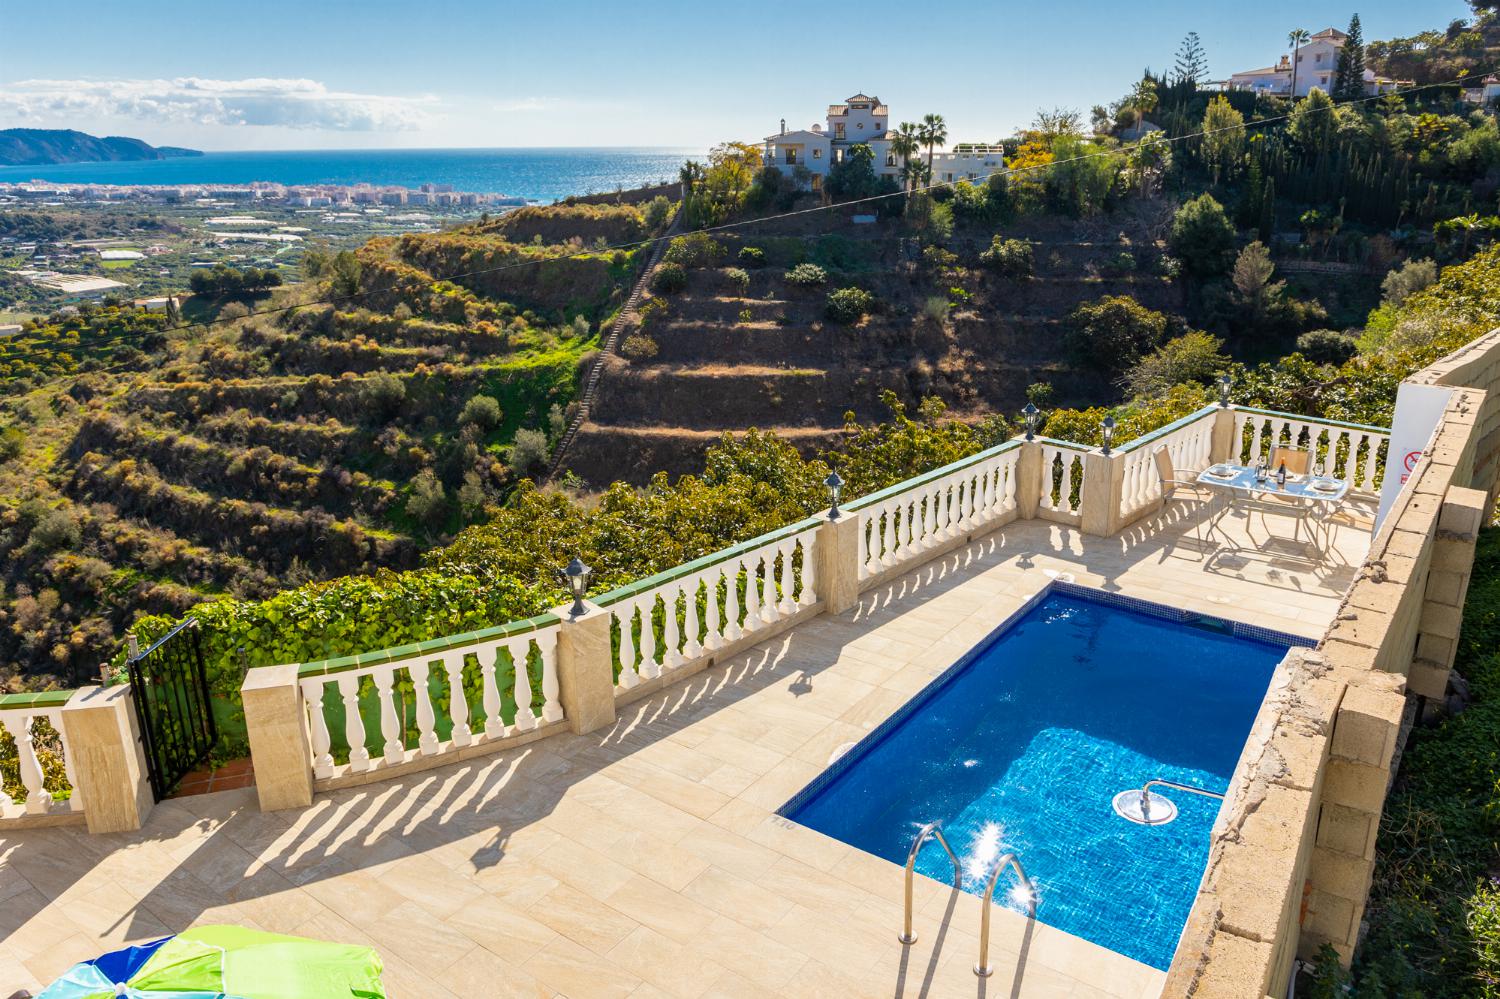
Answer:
[0,146,699,203]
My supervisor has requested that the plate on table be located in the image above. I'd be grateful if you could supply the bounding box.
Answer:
[1311,479,1342,494]
[1205,464,1236,479]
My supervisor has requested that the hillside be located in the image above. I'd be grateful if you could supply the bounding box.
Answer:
[0,198,669,690]
[0,128,202,166]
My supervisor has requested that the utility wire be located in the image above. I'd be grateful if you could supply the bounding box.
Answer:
[3,66,1496,371]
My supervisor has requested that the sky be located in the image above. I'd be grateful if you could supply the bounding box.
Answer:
[0,0,1474,152]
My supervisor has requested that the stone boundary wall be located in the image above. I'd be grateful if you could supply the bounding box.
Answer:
[1163,331,1500,997]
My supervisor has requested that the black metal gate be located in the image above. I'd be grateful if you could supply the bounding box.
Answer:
[125,618,217,801]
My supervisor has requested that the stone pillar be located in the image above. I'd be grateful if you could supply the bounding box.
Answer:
[1410,485,1488,700]
[1080,449,1122,537]
[816,512,862,615]
[1016,440,1044,520]
[241,664,313,812]
[552,602,616,735]
[1211,406,1238,463]
[1303,671,1406,965]
[59,684,153,834]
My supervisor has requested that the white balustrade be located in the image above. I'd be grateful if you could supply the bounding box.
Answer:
[0,701,81,820]
[1038,443,1087,518]
[604,520,821,691]
[855,444,1021,580]
[1119,410,1217,518]
[1234,409,1389,492]
[297,617,563,780]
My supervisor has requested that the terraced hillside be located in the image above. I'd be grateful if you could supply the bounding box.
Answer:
[565,205,1186,484]
[0,200,667,689]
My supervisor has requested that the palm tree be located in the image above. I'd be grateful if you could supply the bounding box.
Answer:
[1287,28,1309,101]
[888,123,921,192]
[919,113,948,180]
[1125,78,1158,131]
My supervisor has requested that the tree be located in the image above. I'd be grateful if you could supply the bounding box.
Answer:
[1030,107,1083,139]
[1287,28,1310,98]
[919,113,948,180]
[1169,194,1237,279]
[1173,31,1209,86]
[1381,258,1437,306]
[1122,330,1229,397]
[1332,14,1367,102]
[406,470,448,530]
[1063,295,1170,375]
[1289,87,1336,153]
[1231,241,1279,320]
[888,123,922,193]
[459,394,502,431]
[1200,96,1246,183]
[825,143,894,203]
[1124,77,1159,129]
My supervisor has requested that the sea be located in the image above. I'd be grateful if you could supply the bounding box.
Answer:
[0,147,703,203]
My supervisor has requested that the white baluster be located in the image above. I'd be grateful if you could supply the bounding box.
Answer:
[799,536,818,605]
[743,555,763,624]
[704,569,724,649]
[479,643,503,739]
[511,639,536,731]
[682,575,704,658]
[444,654,471,748]
[17,715,52,814]
[880,504,896,565]
[638,598,662,680]
[615,608,640,689]
[373,668,404,764]
[663,584,684,668]
[539,628,563,723]
[410,659,439,755]
[304,679,335,778]
[337,675,370,772]
[723,562,745,641]
[778,540,797,612]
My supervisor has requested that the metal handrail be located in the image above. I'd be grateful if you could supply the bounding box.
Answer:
[1143,778,1225,803]
[899,821,963,945]
[975,852,1036,978]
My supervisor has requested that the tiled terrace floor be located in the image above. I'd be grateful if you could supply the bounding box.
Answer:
[0,498,1374,998]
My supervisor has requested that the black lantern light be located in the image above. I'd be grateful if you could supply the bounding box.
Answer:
[825,469,845,520]
[557,557,593,617]
[1022,403,1041,441]
[1101,416,1116,455]
[1218,373,1232,408]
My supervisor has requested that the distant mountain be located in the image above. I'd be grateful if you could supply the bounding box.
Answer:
[0,128,203,166]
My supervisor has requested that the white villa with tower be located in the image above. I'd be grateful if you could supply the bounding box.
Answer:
[763,93,1005,189]
[1229,27,1405,97]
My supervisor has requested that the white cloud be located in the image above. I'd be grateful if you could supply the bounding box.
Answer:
[493,97,560,113]
[0,77,436,131]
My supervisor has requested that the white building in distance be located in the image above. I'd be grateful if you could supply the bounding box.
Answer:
[763,94,1005,190]
[1229,27,1405,97]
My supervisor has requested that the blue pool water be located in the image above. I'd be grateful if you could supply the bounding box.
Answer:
[781,589,1298,970]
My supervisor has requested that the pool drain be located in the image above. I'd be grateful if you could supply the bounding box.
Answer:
[1113,789,1177,825]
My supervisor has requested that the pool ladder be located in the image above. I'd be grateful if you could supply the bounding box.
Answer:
[898,821,1038,978]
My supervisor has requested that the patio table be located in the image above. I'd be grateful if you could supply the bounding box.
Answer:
[1195,462,1350,547]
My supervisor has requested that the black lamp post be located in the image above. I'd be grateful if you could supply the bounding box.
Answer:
[1022,403,1041,441]
[1101,416,1116,455]
[557,557,593,617]
[1218,374,1232,408]
[825,469,845,520]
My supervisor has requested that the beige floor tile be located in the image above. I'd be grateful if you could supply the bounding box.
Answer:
[607,924,725,999]
[523,935,643,999]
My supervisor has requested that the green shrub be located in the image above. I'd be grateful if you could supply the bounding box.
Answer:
[0,426,22,463]
[922,297,950,322]
[662,231,722,268]
[825,287,874,324]
[979,237,1034,279]
[510,428,549,473]
[1295,329,1358,365]
[406,470,448,528]
[459,394,503,431]
[650,262,688,294]
[643,196,673,231]
[1169,194,1237,279]
[620,334,659,361]
[723,267,750,293]
[1064,295,1170,375]
[786,263,827,286]
[737,246,766,267]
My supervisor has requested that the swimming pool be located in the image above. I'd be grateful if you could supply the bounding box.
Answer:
[779,585,1305,970]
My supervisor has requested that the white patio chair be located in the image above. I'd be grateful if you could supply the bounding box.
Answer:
[1153,446,1216,548]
